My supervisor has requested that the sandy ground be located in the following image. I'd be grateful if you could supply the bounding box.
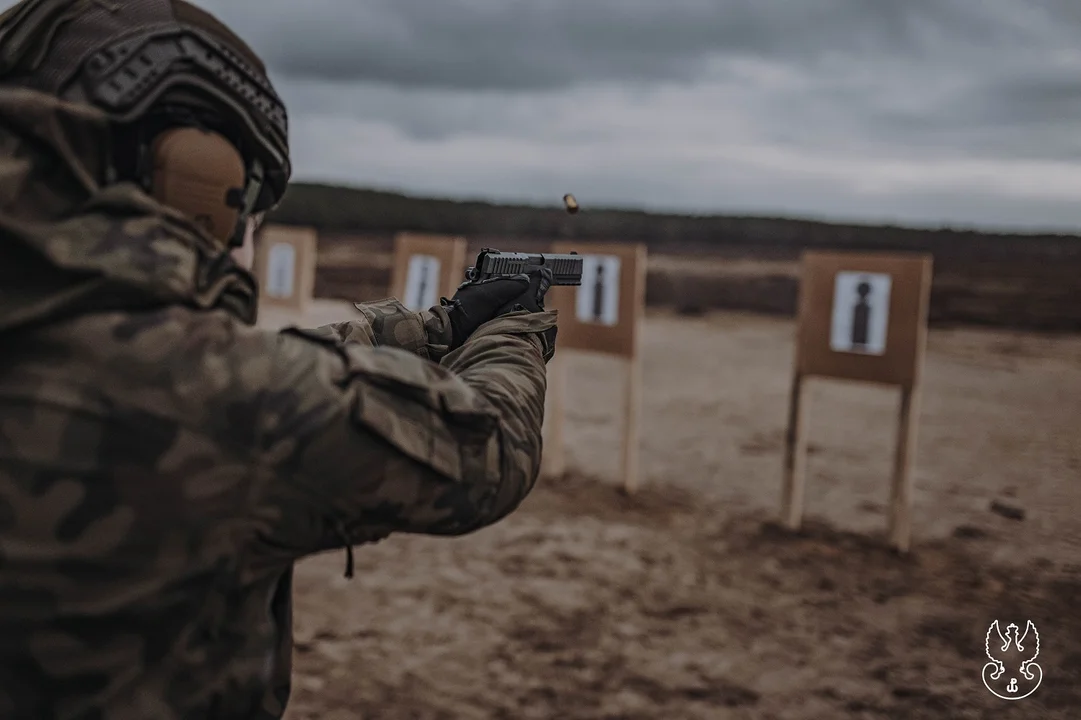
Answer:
[260,301,1081,719]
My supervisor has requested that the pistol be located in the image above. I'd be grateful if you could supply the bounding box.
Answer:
[463,248,584,287]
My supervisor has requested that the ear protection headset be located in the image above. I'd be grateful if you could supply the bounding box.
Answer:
[135,111,266,249]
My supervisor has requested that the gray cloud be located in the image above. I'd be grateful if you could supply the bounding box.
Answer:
[279,77,1081,230]
[203,0,1036,92]
[199,0,1081,230]
[2,0,1078,230]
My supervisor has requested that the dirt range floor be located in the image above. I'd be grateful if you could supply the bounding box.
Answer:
[260,302,1081,720]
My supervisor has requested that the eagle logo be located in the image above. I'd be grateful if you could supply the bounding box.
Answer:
[982,620,1042,700]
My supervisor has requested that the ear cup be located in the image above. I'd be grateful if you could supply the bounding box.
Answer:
[150,127,246,245]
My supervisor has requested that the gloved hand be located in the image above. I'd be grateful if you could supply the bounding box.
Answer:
[495,267,552,315]
[442,268,557,360]
[497,268,557,362]
[443,274,530,349]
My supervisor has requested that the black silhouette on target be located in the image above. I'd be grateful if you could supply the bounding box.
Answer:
[851,279,872,348]
[416,261,430,309]
[592,263,606,322]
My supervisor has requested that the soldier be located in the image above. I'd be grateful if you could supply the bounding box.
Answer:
[0,1,557,718]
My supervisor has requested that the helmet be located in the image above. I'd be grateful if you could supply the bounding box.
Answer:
[0,0,290,245]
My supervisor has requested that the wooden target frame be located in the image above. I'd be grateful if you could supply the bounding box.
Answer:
[542,242,648,493]
[389,233,468,310]
[254,224,318,313]
[782,250,933,552]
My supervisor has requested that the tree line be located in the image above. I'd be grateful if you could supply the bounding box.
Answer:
[267,182,1081,259]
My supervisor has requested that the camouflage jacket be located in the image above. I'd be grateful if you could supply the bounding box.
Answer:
[0,88,557,719]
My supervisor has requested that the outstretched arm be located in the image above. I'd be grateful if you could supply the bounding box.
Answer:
[245,310,556,567]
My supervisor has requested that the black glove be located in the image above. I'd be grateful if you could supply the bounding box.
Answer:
[442,269,557,360]
[498,268,557,361]
[495,267,553,315]
[443,275,530,349]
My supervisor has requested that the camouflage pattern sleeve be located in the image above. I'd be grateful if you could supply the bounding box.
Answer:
[247,309,557,565]
[294,298,453,361]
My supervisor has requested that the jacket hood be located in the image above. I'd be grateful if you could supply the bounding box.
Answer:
[0,87,258,334]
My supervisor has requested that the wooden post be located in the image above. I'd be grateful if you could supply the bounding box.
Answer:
[781,373,809,530]
[540,351,567,479]
[546,241,647,490]
[621,354,643,495]
[622,243,647,493]
[888,384,921,552]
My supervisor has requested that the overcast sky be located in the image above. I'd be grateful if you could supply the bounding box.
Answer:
[19,0,1081,230]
